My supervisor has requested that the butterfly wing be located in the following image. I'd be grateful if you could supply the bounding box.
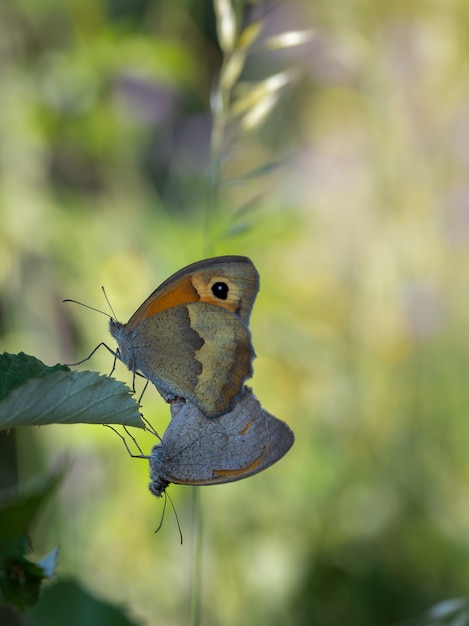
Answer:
[110,256,259,416]
[149,388,295,491]
[130,302,254,417]
[126,256,259,330]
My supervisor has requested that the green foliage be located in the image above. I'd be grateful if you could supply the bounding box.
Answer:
[0,353,69,402]
[26,579,142,626]
[0,354,144,430]
[0,472,60,610]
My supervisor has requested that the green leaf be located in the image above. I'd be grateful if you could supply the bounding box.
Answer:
[0,354,144,430]
[221,161,281,186]
[26,578,143,626]
[0,353,69,402]
[0,472,63,553]
[1,555,45,611]
[0,471,62,611]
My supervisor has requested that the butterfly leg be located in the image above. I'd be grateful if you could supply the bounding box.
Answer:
[104,424,149,459]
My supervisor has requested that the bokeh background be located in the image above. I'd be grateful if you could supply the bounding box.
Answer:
[1,0,469,624]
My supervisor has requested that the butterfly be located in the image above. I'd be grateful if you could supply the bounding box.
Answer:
[110,256,259,417]
[147,387,295,496]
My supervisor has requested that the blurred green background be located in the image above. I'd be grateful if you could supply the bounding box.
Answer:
[1,0,469,624]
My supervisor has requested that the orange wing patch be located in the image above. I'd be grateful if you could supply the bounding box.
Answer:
[211,452,266,480]
[128,276,199,328]
[191,274,242,314]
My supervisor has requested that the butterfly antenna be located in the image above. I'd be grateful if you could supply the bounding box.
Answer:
[101,286,118,321]
[63,296,120,366]
[154,491,183,544]
[154,493,167,534]
[63,299,111,319]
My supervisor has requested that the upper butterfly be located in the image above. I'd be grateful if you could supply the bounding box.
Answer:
[110,256,259,418]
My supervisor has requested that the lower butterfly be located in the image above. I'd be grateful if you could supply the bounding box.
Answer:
[147,387,294,497]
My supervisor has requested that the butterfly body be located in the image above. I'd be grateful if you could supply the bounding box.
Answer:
[110,256,259,417]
